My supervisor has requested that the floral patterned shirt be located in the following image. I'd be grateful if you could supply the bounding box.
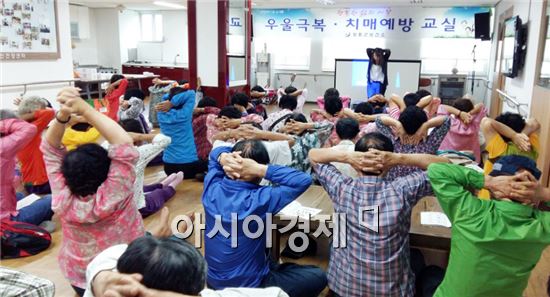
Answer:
[289,121,334,173]
[310,112,376,147]
[41,140,145,288]
[376,117,450,180]
[193,107,220,160]
[206,114,264,145]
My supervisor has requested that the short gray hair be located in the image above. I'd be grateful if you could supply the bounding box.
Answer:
[0,109,18,120]
[17,96,48,116]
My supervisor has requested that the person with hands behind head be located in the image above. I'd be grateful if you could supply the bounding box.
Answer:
[437,98,487,163]
[211,124,295,168]
[148,78,176,128]
[366,47,391,97]
[156,82,206,179]
[278,114,334,173]
[205,106,244,145]
[61,114,102,151]
[41,87,145,297]
[1,109,54,227]
[277,85,308,114]
[387,92,437,120]
[479,112,540,199]
[311,95,377,148]
[427,155,550,297]
[15,95,55,195]
[309,132,449,297]
[202,141,327,297]
[105,74,129,121]
[375,110,450,180]
[510,172,550,209]
[365,94,388,114]
[192,97,220,162]
[230,93,264,123]
[262,94,297,132]
[85,210,290,297]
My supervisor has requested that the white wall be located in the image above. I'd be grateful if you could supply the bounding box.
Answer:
[0,0,74,109]
[196,1,219,86]
[72,7,99,66]
[119,10,140,65]
[488,0,546,115]
[95,9,121,69]
[160,10,188,65]
[135,10,188,64]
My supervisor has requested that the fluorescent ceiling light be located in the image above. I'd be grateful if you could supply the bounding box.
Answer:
[153,1,187,9]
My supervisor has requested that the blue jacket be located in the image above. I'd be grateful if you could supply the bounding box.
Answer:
[157,90,198,164]
[203,146,312,289]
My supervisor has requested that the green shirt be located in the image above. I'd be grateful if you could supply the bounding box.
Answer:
[427,163,550,297]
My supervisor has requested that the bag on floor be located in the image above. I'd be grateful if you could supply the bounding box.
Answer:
[0,219,51,259]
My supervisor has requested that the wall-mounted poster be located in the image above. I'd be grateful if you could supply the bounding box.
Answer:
[0,0,60,61]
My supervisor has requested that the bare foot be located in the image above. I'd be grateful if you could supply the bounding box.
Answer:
[148,207,172,238]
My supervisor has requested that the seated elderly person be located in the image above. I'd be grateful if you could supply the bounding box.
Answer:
[427,155,550,297]
[84,235,289,297]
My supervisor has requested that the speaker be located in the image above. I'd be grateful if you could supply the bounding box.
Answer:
[475,12,491,40]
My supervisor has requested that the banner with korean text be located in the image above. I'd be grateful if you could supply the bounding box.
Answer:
[250,7,491,39]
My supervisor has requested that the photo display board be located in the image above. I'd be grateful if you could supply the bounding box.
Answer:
[0,0,60,60]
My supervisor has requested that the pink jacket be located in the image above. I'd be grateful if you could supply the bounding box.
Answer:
[41,140,145,288]
[0,119,37,220]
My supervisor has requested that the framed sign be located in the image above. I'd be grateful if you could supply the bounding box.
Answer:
[0,0,60,61]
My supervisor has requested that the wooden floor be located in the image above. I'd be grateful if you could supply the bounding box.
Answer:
[2,163,550,296]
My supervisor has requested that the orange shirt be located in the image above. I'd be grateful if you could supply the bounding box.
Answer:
[105,79,129,121]
[17,109,55,186]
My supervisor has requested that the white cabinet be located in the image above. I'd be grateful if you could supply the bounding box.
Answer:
[70,5,90,40]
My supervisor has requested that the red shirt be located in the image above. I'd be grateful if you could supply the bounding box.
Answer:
[17,109,55,186]
[105,79,129,121]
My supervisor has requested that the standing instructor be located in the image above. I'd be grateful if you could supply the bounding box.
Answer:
[366,48,391,97]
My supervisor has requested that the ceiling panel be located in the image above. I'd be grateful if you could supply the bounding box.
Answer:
[70,0,186,10]
[69,0,498,10]
[251,0,498,8]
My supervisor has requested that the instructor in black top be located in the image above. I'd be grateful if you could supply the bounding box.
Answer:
[366,48,391,97]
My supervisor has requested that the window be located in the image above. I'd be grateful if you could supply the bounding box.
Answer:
[322,38,386,71]
[140,13,163,42]
[254,37,311,70]
[420,38,491,75]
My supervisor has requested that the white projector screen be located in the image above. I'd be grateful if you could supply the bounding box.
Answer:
[334,59,421,105]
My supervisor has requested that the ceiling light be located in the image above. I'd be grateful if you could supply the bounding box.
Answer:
[316,0,335,5]
[153,1,187,9]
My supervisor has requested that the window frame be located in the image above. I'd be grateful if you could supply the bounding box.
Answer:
[140,12,164,43]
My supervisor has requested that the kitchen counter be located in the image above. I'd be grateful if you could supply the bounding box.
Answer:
[123,62,188,69]
[122,64,190,96]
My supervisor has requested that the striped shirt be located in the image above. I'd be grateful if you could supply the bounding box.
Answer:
[314,164,432,297]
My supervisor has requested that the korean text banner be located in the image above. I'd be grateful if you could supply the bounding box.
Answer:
[251,7,491,39]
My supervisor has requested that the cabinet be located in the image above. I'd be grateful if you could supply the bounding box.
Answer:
[70,5,90,40]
